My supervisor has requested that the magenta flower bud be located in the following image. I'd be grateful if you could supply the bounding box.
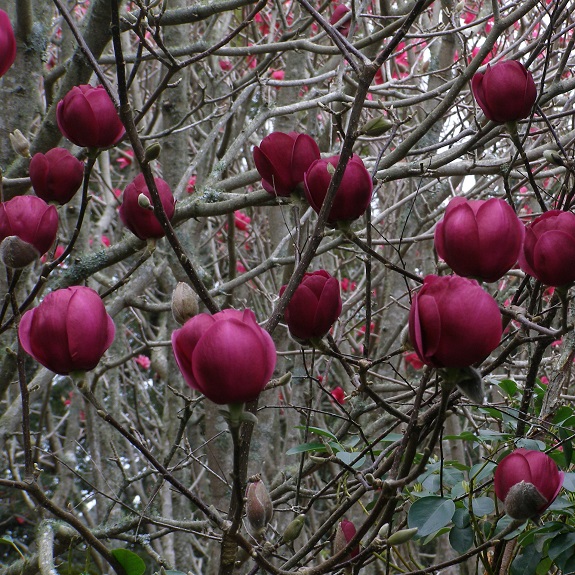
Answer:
[0,10,16,78]
[279,270,342,341]
[0,196,58,258]
[471,61,537,123]
[519,210,575,287]
[171,309,276,405]
[333,519,359,559]
[119,173,176,240]
[494,449,564,520]
[304,154,373,223]
[19,286,116,375]
[408,275,502,368]
[253,131,321,197]
[434,197,525,283]
[330,4,351,37]
[56,85,125,148]
[29,148,85,205]
[245,477,273,534]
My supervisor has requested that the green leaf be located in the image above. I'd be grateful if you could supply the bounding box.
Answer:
[286,441,327,455]
[552,405,573,424]
[407,496,456,537]
[562,472,575,492]
[548,532,575,561]
[111,548,146,575]
[511,545,542,575]
[0,535,14,545]
[469,461,497,484]
[558,427,573,466]
[470,496,495,517]
[164,572,188,575]
[498,379,518,397]
[335,451,366,468]
[453,507,471,529]
[422,526,450,544]
[294,425,338,441]
[443,431,478,442]
[515,438,546,451]
[449,525,474,553]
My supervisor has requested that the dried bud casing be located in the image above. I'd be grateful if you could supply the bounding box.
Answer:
[171,282,199,325]
[10,129,31,158]
[504,480,548,520]
[0,236,40,269]
[245,477,273,534]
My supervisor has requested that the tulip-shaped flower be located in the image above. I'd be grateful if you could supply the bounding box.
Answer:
[253,132,321,197]
[408,275,502,368]
[330,4,351,37]
[0,10,16,78]
[0,196,58,268]
[19,286,115,375]
[471,60,537,123]
[304,154,373,223]
[494,448,564,521]
[434,197,525,282]
[57,85,125,148]
[119,173,176,240]
[172,309,276,405]
[519,210,575,287]
[280,270,342,342]
[333,519,359,559]
[29,148,85,205]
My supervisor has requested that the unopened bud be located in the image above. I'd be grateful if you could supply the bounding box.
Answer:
[387,527,418,546]
[0,236,40,269]
[543,150,564,167]
[171,282,199,324]
[144,142,162,162]
[245,475,273,535]
[137,193,152,210]
[333,519,359,559]
[281,514,305,544]
[504,480,548,521]
[362,116,394,137]
[377,523,390,539]
[10,129,31,158]
[326,162,336,176]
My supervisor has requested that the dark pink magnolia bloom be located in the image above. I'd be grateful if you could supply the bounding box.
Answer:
[330,386,345,404]
[471,61,537,123]
[172,309,276,405]
[119,173,176,240]
[408,275,502,368]
[57,85,125,148]
[304,154,373,223]
[280,270,342,341]
[333,519,359,559]
[29,148,84,205]
[330,4,351,37]
[253,132,321,197]
[519,210,575,287]
[494,448,564,519]
[0,196,58,256]
[19,286,115,375]
[0,10,16,77]
[435,197,525,282]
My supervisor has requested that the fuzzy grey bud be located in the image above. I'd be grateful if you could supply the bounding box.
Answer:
[362,116,394,137]
[137,193,153,210]
[387,527,418,545]
[504,480,548,521]
[144,142,162,162]
[171,282,199,325]
[281,514,305,544]
[543,150,564,167]
[0,236,40,269]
